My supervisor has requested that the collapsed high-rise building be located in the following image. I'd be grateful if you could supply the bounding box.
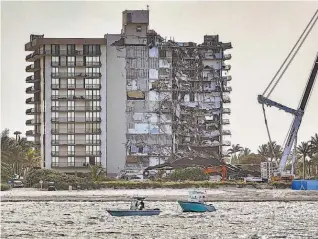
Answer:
[24,9,232,176]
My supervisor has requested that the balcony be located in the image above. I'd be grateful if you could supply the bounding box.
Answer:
[51,140,101,145]
[26,130,40,137]
[223,96,231,103]
[51,61,102,67]
[222,42,232,50]
[26,50,86,62]
[51,161,102,168]
[223,86,232,92]
[51,95,101,101]
[26,86,40,94]
[84,84,102,89]
[222,65,231,71]
[222,108,231,114]
[222,76,232,81]
[224,54,232,61]
[51,151,102,157]
[25,64,40,72]
[51,106,101,111]
[222,130,231,135]
[26,119,41,126]
[26,97,38,104]
[25,108,40,115]
[222,119,230,125]
[26,75,40,83]
[51,117,101,123]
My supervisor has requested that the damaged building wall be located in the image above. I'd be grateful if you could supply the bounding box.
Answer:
[157,35,232,161]
[125,41,173,168]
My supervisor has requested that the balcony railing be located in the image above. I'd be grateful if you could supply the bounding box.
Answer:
[25,64,40,72]
[51,140,101,145]
[51,117,101,123]
[26,130,40,136]
[51,151,102,157]
[51,72,101,78]
[222,108,231,114]
[51,61,101,67]
[26,119,40,125]
[222,65,231,71]
[26,86,40,94]
[51,162,102,168]
[222,119,230,124]
[51,84,101,90]
[26,50,102,61]
[26,97,36,104]
[26,108,40,115]
[224,54,232,60]
[222,76,232,81]
[51,95,101,100]
[26,75,40,83]
[51,106,101,111]
[223,86,232,92]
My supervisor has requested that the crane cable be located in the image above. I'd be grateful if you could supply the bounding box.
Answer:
[261,9,318,161]
[263,9,318,98]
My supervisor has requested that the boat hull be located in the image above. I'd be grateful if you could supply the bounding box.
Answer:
[177,201,216,213]
[107,209,161,217]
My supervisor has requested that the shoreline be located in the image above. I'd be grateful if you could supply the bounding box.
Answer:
[2,188,318,203]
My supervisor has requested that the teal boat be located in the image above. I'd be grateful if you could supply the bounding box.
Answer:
[107,197,161,217]
[177,190,216,213]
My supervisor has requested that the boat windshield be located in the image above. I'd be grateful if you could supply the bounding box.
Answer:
[188,190,207,202]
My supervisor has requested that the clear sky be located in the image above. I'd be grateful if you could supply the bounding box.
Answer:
[1,1,318,152]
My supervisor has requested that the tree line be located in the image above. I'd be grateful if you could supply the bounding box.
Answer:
[227,133,318,178]
[1,129,41,182]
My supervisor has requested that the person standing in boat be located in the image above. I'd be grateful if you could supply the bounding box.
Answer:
[138,200,145,210]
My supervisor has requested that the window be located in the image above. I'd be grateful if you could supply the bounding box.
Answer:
[85,78,100,88]
[67,67,75,77]
[83,45,100,55]
[68,135,75,144]
[52,67,59,76]
[67,45,75,55]
[68,146,75,155]
[52,78,59,89]
[51,56,59,66]
[52,100,59,110]
[86,134,100,143]
[68,78,75,88]
[52,90,59,99]
[51,45,60,55]
[85,56,100,66]
[68,112,75,121]
[52,157,59,166]
[67,56,75,66]
[52,112,59,120]
[52,135,59,144]
[67,156,75,167]
[52,145,59,154]
[136,25,142,32]
[68,101,75,110]
[52,123,59,132]
[67,90,75,97]
[86,112,100,120]
[85,67,100,77]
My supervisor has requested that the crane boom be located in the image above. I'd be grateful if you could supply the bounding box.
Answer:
[279,53,318,172]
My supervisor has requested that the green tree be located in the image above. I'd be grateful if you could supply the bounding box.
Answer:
[297,141,311,179]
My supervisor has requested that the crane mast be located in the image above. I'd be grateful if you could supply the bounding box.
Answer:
[258,9,318,179]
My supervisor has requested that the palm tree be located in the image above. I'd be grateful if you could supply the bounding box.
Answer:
[240,147,251,157]
[227,144,243,164]
[13,131,22,142]
[310,133,318,154]
[297,141,311,179]
[258,144,269,160]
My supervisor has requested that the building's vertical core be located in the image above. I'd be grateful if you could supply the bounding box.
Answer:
[25,9,232,176]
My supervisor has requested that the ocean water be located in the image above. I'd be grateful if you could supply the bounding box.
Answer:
[1,201,318,239]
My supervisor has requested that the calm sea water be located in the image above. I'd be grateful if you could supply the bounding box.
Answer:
[1,201,318,239]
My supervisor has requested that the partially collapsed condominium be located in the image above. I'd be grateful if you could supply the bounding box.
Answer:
[25,9,232,176]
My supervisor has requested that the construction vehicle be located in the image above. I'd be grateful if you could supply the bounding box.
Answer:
[258,10,318,181]
[203,164,227,181]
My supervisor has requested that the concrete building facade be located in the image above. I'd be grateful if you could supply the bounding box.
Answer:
[25,9,231,176]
